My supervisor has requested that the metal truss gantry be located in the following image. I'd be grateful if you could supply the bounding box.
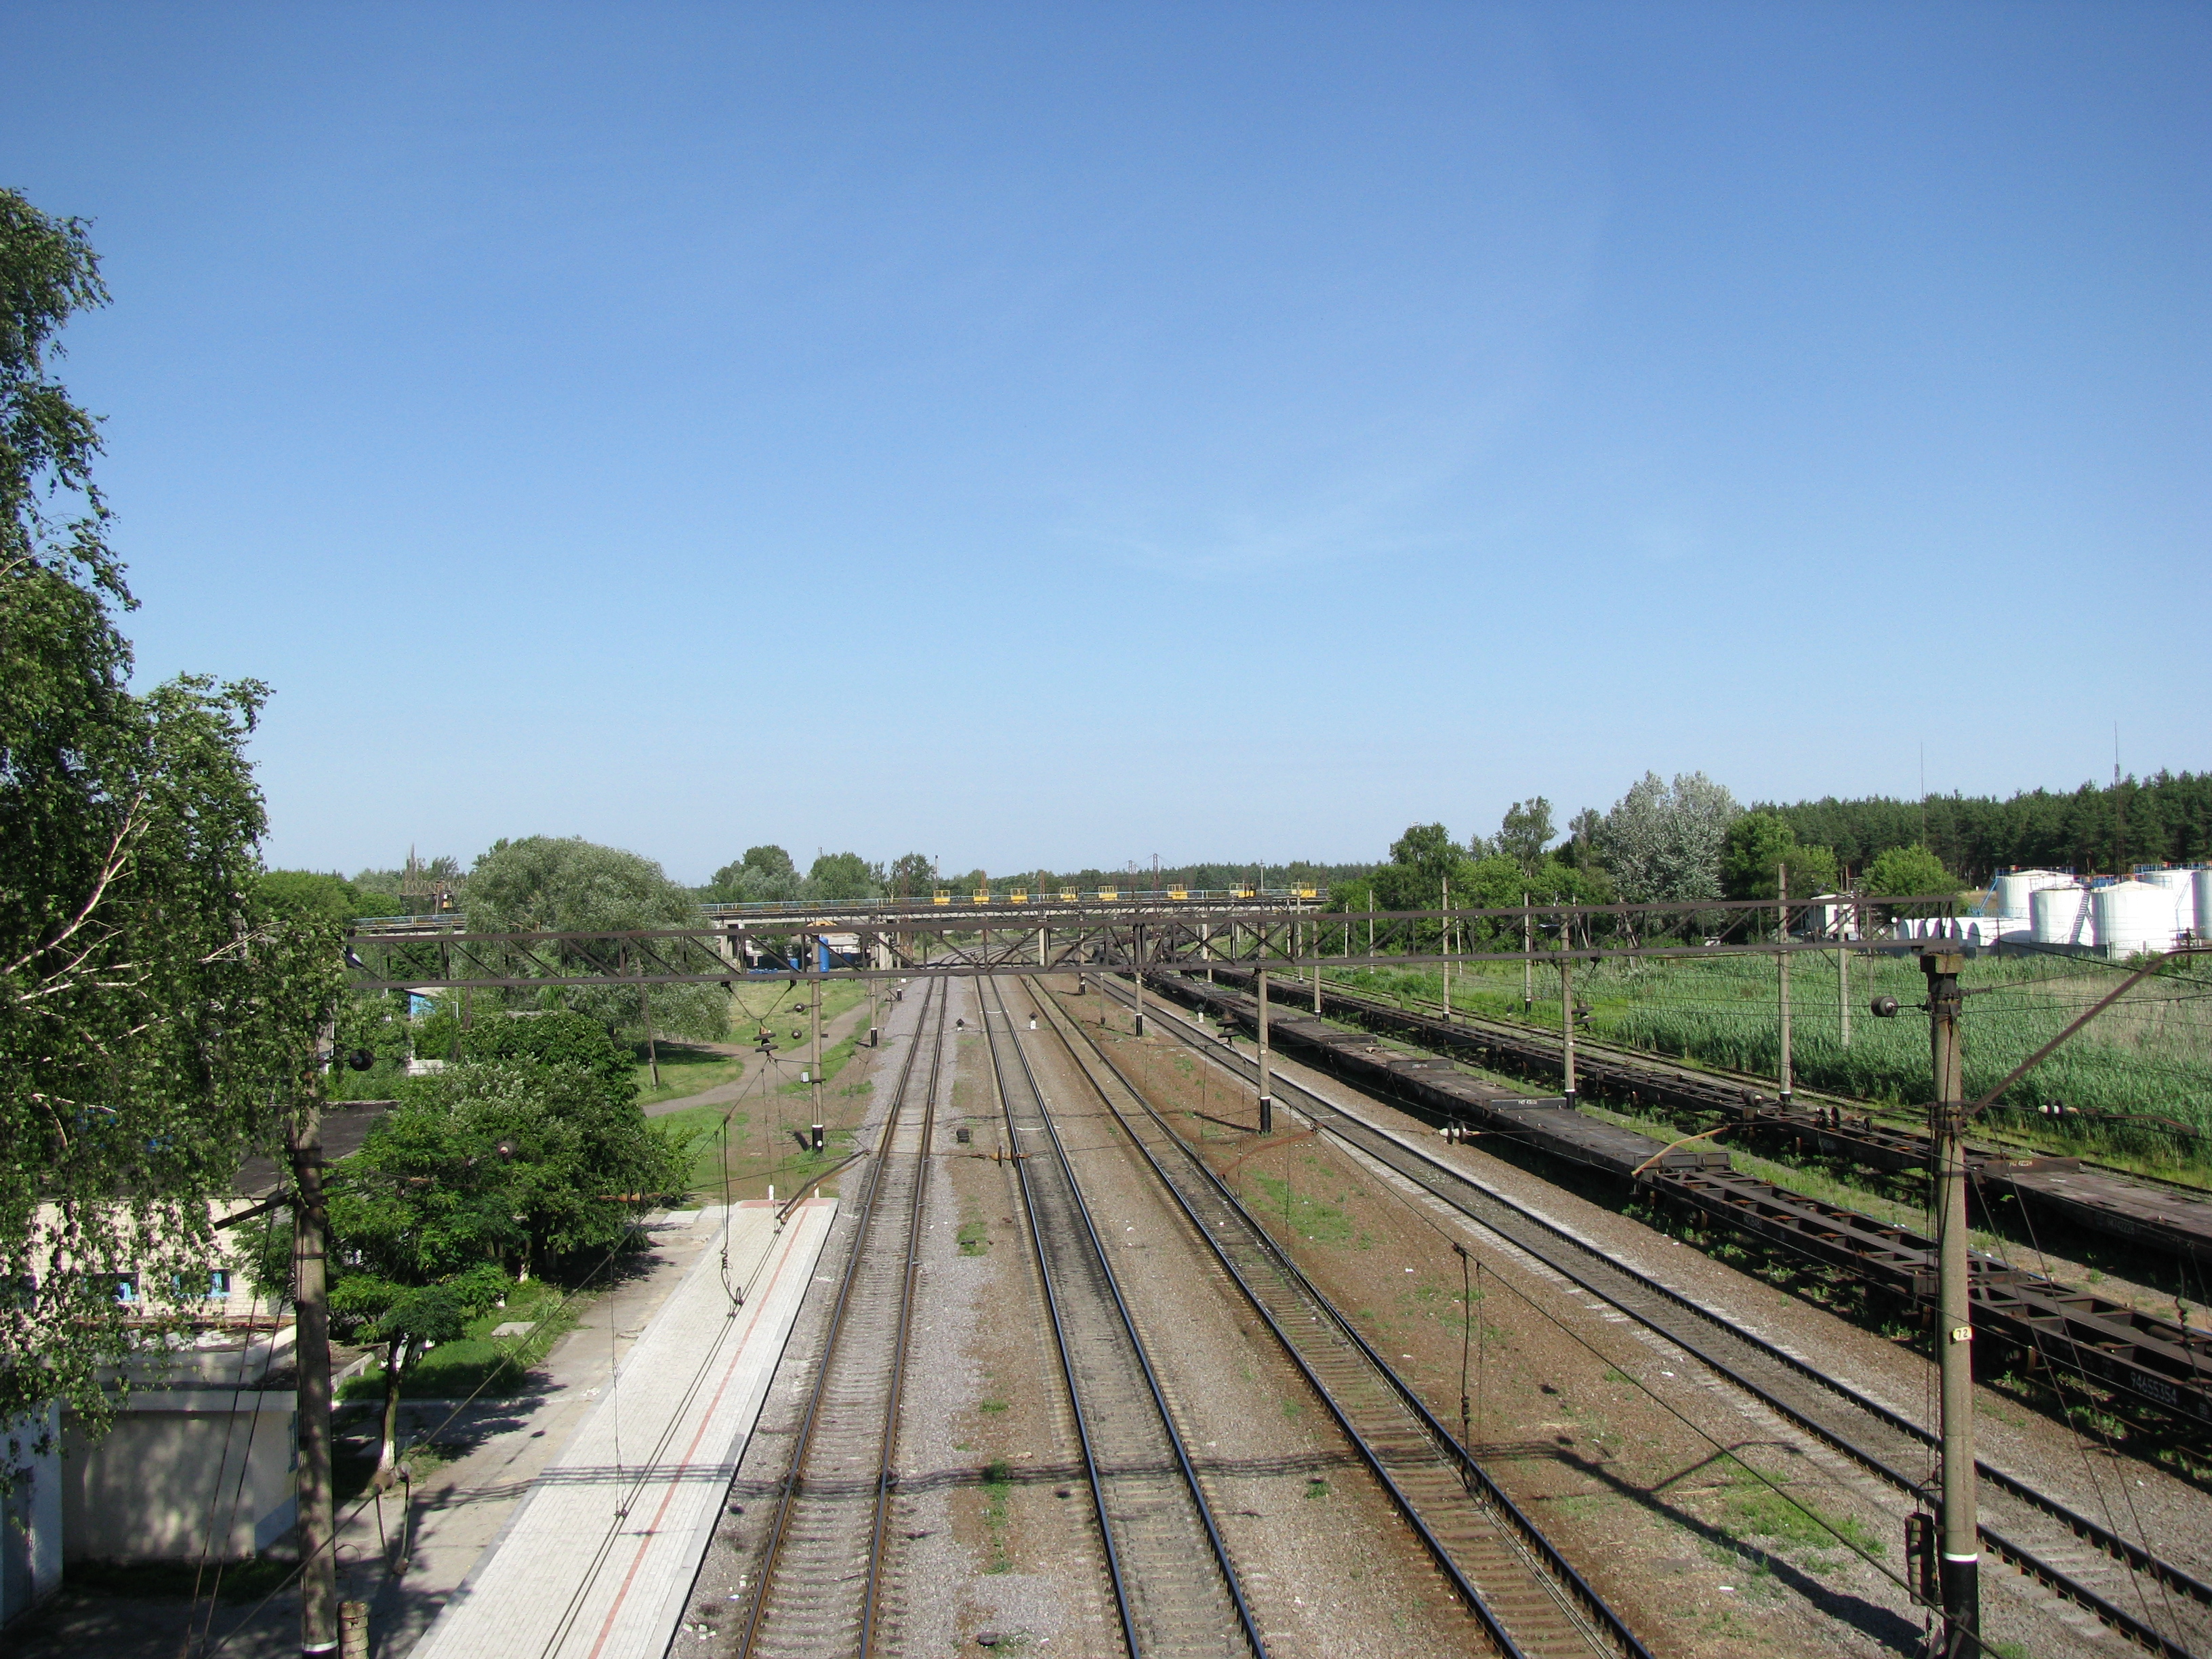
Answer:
[344,894,1959,992]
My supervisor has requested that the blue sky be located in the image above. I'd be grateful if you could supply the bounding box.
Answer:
[5,3,2205,882]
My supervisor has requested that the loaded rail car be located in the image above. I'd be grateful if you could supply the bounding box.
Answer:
[1157,975,1727,1174]
[1209,966,2212,1275]
[1146,970,2212,1431]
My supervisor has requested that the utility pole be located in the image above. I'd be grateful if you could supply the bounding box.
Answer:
[1523,895,1533,1015]
[1923,947,1978,1654]
[1778,865,1793,1107]
[1256,966,1274,1134]
[1132,922,1146,1037]
[808,943,825,1151]
[1839,892,1853,1050]
[1439,876,1451,1022]
[1559,924,1577,1109]
[289,1038,337,1658]
[1311,912,1322,1015]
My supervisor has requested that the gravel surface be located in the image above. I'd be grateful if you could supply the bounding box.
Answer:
[673,967,2212,1658]
[1014,986,1482,1658]
[678,977,1122,1659]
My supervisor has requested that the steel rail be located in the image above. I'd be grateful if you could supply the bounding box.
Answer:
[735,976,947,1659]
[1266,966,2212,1193]
[1027,977,1640,1659]
[979,975,1265,1659]
[1103,975,2212,1658]
[1184,970,2212,1433]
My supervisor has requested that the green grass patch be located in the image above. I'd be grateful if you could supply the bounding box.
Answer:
[773,1030,864,1094]
[1353,951,2212,1167]
[631,1043,746,1109]
[648,1101,752,1194]
[727,977,875,1040]
[981,1457,1013,1571]
[1715,1465,1883,1559]
[958,1218,990,1256]
[337,1277,577,1401]
[1248,1173,1355,1245]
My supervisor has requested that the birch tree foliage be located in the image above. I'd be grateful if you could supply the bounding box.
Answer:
[0,190,343,1462]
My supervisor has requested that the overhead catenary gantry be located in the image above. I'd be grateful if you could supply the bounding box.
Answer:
[342,892,1964,991]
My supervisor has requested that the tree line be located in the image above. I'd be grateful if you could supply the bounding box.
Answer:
[1338,773,1970,947]
[1762,774,2212,884]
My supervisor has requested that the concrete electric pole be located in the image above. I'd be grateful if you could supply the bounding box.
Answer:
[1778,865,1793,1107]
[1256,966,1273,1134]
[289,1074,337,1656]
[1923,947,1978,1653]
[809,947,825,1152]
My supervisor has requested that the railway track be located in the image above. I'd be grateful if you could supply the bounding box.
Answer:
[1024,977,1643,1659]
[736,977,950,1658]
[976,974,1266,1659]
[1101,973,2212,1659]
[1172,970,2212,1438]
[1249,966,2212,1269]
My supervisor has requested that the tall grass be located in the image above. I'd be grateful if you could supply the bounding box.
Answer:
[1338,951,2212,1134]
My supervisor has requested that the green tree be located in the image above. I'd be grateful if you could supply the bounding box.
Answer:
[260,869,384,923]
[1559,807,1604,870]
[1372,823,1458,909]
[0,190,342,1464]
[806,851,879,902]
[459,1008,634,1091]
[263,1054,687,1480]
[706,844,803,903]
[1721,812,1839,901]
[1865,844,1953,909]
[1494,798,1555,872]
[1598,772,1740,907]
[466,836,727,1042]
[886,853,934,897]
[743,845,795,881]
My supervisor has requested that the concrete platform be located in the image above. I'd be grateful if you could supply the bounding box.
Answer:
[411,1198,835,1659]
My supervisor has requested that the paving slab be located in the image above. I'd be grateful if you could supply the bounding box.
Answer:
[409,1198,834,1659]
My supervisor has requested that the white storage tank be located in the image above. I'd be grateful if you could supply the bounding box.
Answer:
[1996,869,2073,923]
[2145,867,2199,937]
[2031,885,2094,948]
[2198,870,2212,942]
[2094,880,2175,958]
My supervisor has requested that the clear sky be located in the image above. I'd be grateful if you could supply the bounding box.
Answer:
[5,2,2205,882]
